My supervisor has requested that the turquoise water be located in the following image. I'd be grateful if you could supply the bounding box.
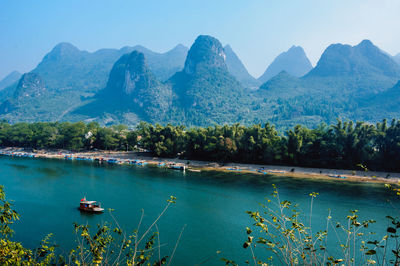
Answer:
[0,156,398,265]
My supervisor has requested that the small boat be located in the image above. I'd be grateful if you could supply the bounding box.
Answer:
[79,197,104,213]
[168,163,186,171]
[329,175,347,179]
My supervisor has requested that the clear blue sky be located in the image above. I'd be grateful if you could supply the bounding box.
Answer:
[1,0,399,79]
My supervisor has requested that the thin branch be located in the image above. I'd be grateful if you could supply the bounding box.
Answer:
[167,224,186,266]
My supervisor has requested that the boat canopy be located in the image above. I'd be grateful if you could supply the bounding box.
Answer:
[80,200,98,204]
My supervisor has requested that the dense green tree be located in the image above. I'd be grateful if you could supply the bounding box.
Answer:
[1,119,400,172]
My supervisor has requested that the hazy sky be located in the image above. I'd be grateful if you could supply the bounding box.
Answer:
[1,0,399,80]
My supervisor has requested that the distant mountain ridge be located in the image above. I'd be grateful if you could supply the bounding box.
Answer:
[394,53,400,66]
[78,50,172,124]
[0,71,21,91]
[75,35,249,126]
[307,40,400,78]
[32,42,188,93]
[1,36,400,130]
[224,45,260,88]
[303,40,400,95]
[258,46,312,83]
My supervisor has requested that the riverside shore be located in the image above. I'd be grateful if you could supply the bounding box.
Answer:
[1,147,399,185]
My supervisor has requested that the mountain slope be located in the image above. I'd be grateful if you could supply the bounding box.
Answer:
[254,40,400,128]
[0,73,47,115]
[307,40,400,78]
[258,46,312,83]
[32,42,188,93]
[224,45,259,88]
[168,35,250,126]
[130,44,188,81]
[0,71,21,91]
[256,71,305,98]
[303,40,400,96]
[394,53,400,66]
[0,43,187,124]
[72,51,172,124]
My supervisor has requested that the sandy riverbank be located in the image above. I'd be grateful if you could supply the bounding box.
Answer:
[1,147,399,185]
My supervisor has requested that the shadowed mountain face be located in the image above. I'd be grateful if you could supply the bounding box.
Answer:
[369,81,400,111]
[0,71,21,91]
[74,51,172,124]
[224,45,259,88]
[258,46,312,83]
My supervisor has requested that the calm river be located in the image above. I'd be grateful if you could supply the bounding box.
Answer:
[0,156,397,265]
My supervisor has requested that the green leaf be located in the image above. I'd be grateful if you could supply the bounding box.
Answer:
[387,227,396,233]
[366,250,376,255]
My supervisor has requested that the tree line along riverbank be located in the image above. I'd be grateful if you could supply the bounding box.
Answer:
[0,119,400,173]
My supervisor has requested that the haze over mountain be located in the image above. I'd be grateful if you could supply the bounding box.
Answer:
[224,45,260,88]
[129,44,188,81]
[1,35,400,130]
[394,53,400,66]
[258,46,312,84]
[307,40,400,78]
[31,42,188,93]
[253,39,400,128]
[0,42,188,123]
[257,71,304,98]
[303,40,400,95]
[0,71,21,91]
[0,73,51,122]
[74,50,172,124]
[74,35,250,126]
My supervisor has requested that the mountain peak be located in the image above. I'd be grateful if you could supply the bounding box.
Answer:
[51,42,80,54]
[42,42,82,63]
[357,39,373,47]
[105,50,152,97]
[172,44,188,51]
[0,71,22,91]
[224,44,233,51]
[258,45,312,83]
[307,40,400,78]
[288,45,303,52]
[184,35,227,74]
[80,50,172,122]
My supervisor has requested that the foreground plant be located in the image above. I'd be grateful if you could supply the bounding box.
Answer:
[0,185,178,265]
[233,185,400,266]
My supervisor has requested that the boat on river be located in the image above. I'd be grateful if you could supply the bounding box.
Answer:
[79,197,104,213]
